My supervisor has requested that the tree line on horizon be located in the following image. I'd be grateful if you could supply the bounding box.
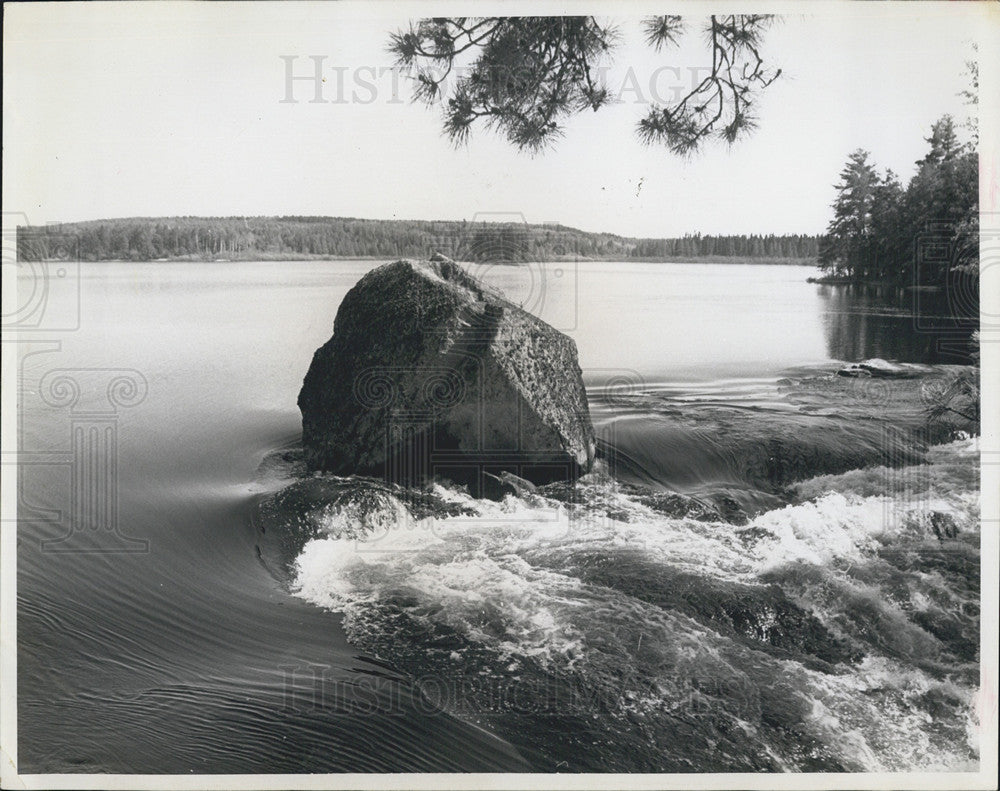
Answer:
[17,216,820,263]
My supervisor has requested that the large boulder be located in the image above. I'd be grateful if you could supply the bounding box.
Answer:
[298,258,595,489]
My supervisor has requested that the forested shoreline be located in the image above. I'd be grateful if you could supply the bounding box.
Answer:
[16,215,819,264]
[817,115,978,288]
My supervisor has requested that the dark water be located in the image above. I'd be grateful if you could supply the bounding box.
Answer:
[817,281,977,365]
[16,261,980,773]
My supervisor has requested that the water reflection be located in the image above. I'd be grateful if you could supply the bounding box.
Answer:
[817,283,977,364]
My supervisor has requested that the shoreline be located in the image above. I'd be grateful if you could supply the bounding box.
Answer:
[807,274,944,291]
[31,255,820,267]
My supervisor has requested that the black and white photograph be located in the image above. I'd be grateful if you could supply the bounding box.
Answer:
[2,1,997,788]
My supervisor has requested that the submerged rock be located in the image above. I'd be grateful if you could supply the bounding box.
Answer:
[837,358,923,379]
[573,555,862,667]
[481,470,538,502]
[298,259,595,490]
[929,510,960,541]
[254,476,478,584]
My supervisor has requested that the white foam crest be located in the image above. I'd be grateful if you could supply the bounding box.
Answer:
[291,437,979,660]
[291,495,745,670]
[286,436,980,772]
[796,655,979,770]
[313,491,411,540]
[292,511,593,666]
[750,493,895,569]
[792,437,980,502]
[489,489,758,583]
[750,462,979,573]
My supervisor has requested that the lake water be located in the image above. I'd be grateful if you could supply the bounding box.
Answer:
[16,260,980,773]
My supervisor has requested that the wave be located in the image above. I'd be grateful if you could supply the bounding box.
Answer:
[591,364,976,514]
[260,433,980,772]
[253,365,980,772]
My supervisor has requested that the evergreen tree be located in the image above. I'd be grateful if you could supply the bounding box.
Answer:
[819,114,978,286]
[869,169,905,282]
[904,116,977,283]
[389,16,779,154]
[819,149,878,280]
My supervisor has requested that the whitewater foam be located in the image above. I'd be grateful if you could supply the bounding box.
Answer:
[287,437,980,771]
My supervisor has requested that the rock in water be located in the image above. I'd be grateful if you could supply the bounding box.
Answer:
[481,470,538,502]
[837,358,923,379]
[298,259,596,488]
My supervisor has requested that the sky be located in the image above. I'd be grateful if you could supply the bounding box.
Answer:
[2,1,991,238]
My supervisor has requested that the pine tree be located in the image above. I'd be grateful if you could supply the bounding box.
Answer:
[869,169,905,282]
[389,16,779,154]
[904,115,977,284]
[819,149,878,280]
